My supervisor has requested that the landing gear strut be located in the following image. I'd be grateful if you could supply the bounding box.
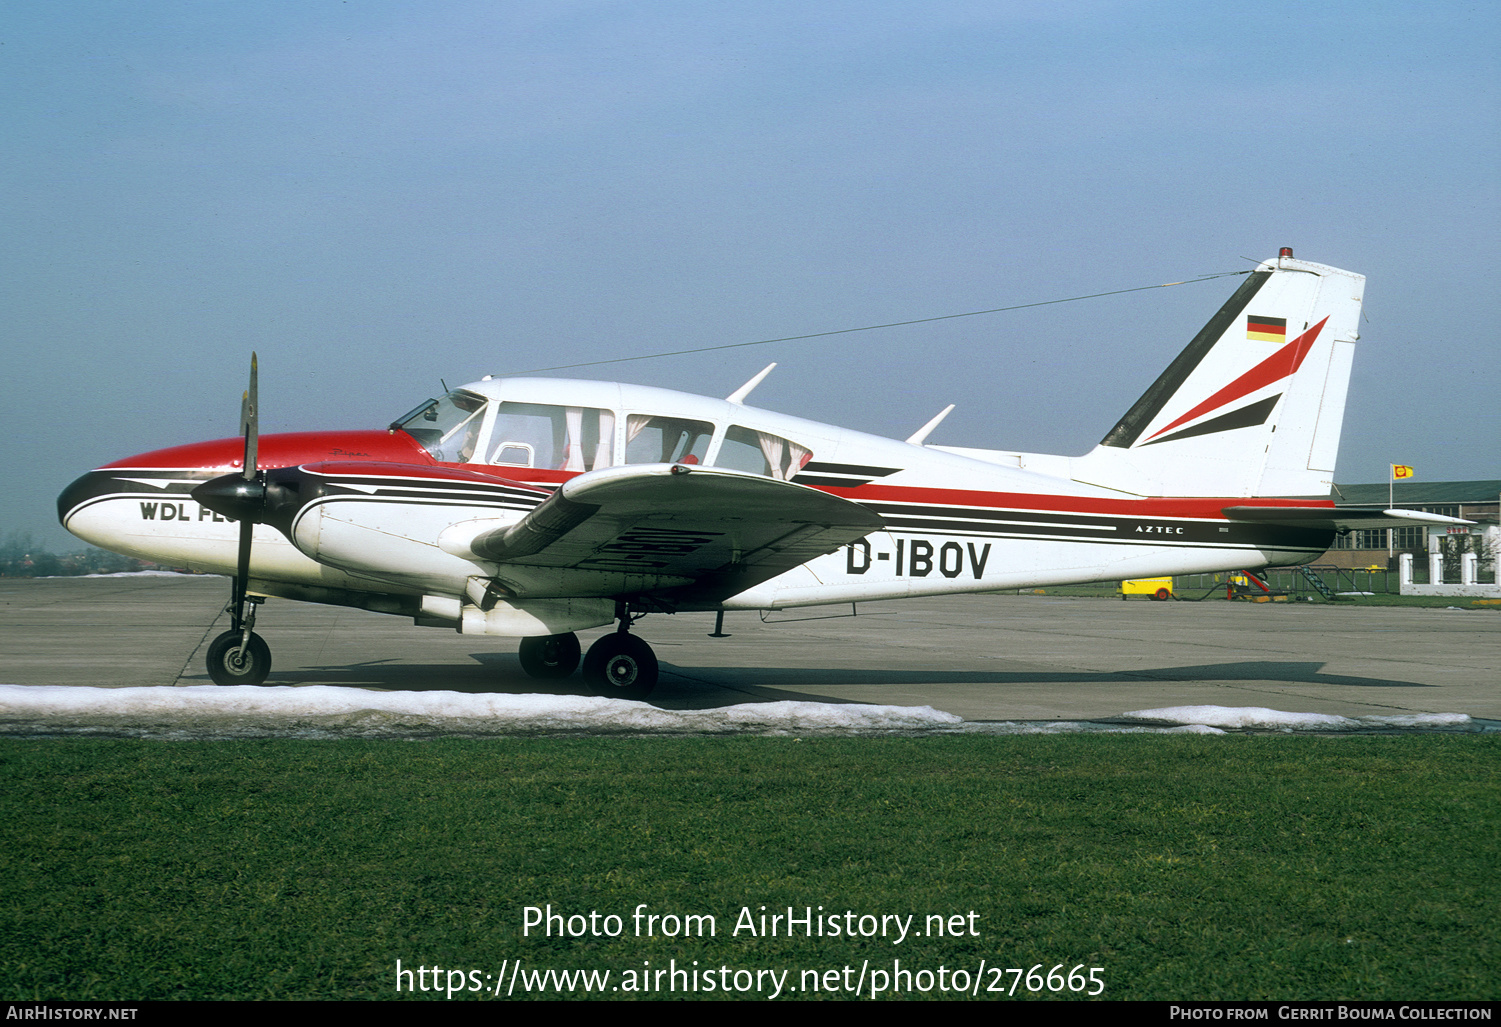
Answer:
[582,603,658,700]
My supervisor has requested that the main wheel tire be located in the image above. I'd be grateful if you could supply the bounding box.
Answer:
[206,629,272,686]
[518,633,581,679]
[582,633,658,700]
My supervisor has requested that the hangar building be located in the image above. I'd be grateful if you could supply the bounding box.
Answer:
[1321,479,1500,574]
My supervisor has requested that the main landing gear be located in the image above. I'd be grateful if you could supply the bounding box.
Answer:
[517,632,581,678]
[517,603,660,700]
[583,631,658,700]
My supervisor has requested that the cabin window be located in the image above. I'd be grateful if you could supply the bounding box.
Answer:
[396,390,489,463]
[488,403,616,471]
[715,425,812,481]
[624,415,714,465]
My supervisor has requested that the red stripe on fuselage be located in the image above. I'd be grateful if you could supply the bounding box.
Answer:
[820,482,1333,520]
[299,465,1325,523]
[437,464,1333,521]
[286,458,1329,522]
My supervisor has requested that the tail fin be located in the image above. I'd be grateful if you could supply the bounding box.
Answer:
[1072,250,1365,498]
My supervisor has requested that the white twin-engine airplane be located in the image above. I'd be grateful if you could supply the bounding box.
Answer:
[58,250,1465,697]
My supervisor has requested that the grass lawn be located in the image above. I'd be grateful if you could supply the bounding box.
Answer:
[1,735,1495,1001]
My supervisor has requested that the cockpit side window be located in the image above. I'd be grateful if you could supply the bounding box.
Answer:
[715,425,812,480]
[396,390,489,463]
[488,403,616,471]
[624,415,714,465]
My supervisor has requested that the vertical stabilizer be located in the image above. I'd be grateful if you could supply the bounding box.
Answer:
[1073,250,1364,498]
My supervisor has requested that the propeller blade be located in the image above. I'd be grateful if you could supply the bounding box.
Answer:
[222,353,261,633]
[241,352,258,481]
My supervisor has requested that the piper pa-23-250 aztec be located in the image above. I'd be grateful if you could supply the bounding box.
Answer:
[58,249,1468,698]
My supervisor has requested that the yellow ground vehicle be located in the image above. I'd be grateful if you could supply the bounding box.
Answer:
[1119,577,1174,601]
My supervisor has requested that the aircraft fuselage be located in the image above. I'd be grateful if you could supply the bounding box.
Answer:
[59,375,1333,624]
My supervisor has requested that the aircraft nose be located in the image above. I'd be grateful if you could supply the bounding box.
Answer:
[55,467,160,553]
[57,469,115,528]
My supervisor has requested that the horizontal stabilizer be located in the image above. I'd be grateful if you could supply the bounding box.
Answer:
[1222,505,1474,531]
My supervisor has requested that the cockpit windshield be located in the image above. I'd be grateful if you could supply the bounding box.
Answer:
[394,390,489,463]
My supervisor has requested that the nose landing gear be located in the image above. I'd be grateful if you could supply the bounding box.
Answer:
[206,590,271,686]
[207,604,271,686]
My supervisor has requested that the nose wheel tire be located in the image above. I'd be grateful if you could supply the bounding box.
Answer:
[518,633,582,679]
[206,630,272,686]
[583,633,658,700]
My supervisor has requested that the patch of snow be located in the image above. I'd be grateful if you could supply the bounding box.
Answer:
[0,685,961,740]
[0,687,1481,740]
[1120,705,1472,733]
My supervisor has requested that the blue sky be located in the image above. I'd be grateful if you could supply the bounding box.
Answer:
[5,1,1498,548]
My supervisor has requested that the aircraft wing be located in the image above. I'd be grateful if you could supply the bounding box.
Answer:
[1222,505,1474,530]
[456,463,886,606]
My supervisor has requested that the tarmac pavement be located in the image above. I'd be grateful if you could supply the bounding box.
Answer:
[1,575,1496,721]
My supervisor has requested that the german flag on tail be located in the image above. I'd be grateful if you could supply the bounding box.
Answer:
[1247,315,1288,343]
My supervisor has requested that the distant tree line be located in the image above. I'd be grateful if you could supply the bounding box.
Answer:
[0,531,154,577]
